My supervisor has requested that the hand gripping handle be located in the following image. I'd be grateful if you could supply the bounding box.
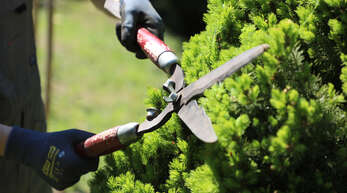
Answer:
[75,122,140,157]
[137,28,179,74]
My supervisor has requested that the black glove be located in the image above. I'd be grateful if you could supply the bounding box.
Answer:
[116,0,164,59]
[5,127,99,190]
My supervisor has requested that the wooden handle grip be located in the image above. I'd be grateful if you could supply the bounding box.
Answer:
[137,28,178,74]
[76,126,125,158]
[75,123,140,158]
[137,28,170,63]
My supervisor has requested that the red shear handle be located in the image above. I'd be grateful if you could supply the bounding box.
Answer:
[75,123,139,158]
[76,126,124,157]
[137,28,179,74]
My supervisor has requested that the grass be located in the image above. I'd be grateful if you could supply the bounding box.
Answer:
[36,1,182,192]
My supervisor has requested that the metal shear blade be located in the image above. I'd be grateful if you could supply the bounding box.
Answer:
[137,44,270,143]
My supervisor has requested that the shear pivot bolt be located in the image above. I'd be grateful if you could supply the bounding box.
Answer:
[163,79,176,93]
[164,92,178,103]
[163,79,178,103]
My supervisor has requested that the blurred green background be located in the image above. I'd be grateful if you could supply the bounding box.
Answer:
[35,0,189,192]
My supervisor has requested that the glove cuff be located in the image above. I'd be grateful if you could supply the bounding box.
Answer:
[5,126,41,166]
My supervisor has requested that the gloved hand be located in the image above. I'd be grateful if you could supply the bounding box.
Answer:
[116,0,164,59]
[5,127,99,190]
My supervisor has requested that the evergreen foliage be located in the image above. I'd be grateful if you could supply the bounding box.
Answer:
[90,0,347,192]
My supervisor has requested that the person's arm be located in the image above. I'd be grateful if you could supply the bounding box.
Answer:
[0,124,12,156]
[90,0,164,59]
[1,123,99,190]
[89,0,106,11]
[90,0,118,18]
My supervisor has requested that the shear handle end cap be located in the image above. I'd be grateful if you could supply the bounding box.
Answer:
[158,51,179,74]
[117,122,140,145]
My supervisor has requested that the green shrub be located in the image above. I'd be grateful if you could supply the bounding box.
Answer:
[90,0,347,192]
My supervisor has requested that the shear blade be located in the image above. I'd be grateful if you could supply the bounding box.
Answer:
[178,100,217,143]
[179,44,269,106]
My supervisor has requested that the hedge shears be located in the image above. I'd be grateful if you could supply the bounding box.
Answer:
[75,0,270,157]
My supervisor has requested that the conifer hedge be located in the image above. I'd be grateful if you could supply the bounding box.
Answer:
[90,0,347,192]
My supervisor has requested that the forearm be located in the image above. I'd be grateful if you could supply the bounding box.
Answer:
[0,123,12,156]
[90,0,119,19]
[90,0,106,11]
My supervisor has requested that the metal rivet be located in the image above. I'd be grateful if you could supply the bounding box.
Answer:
[146,107,160,121]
